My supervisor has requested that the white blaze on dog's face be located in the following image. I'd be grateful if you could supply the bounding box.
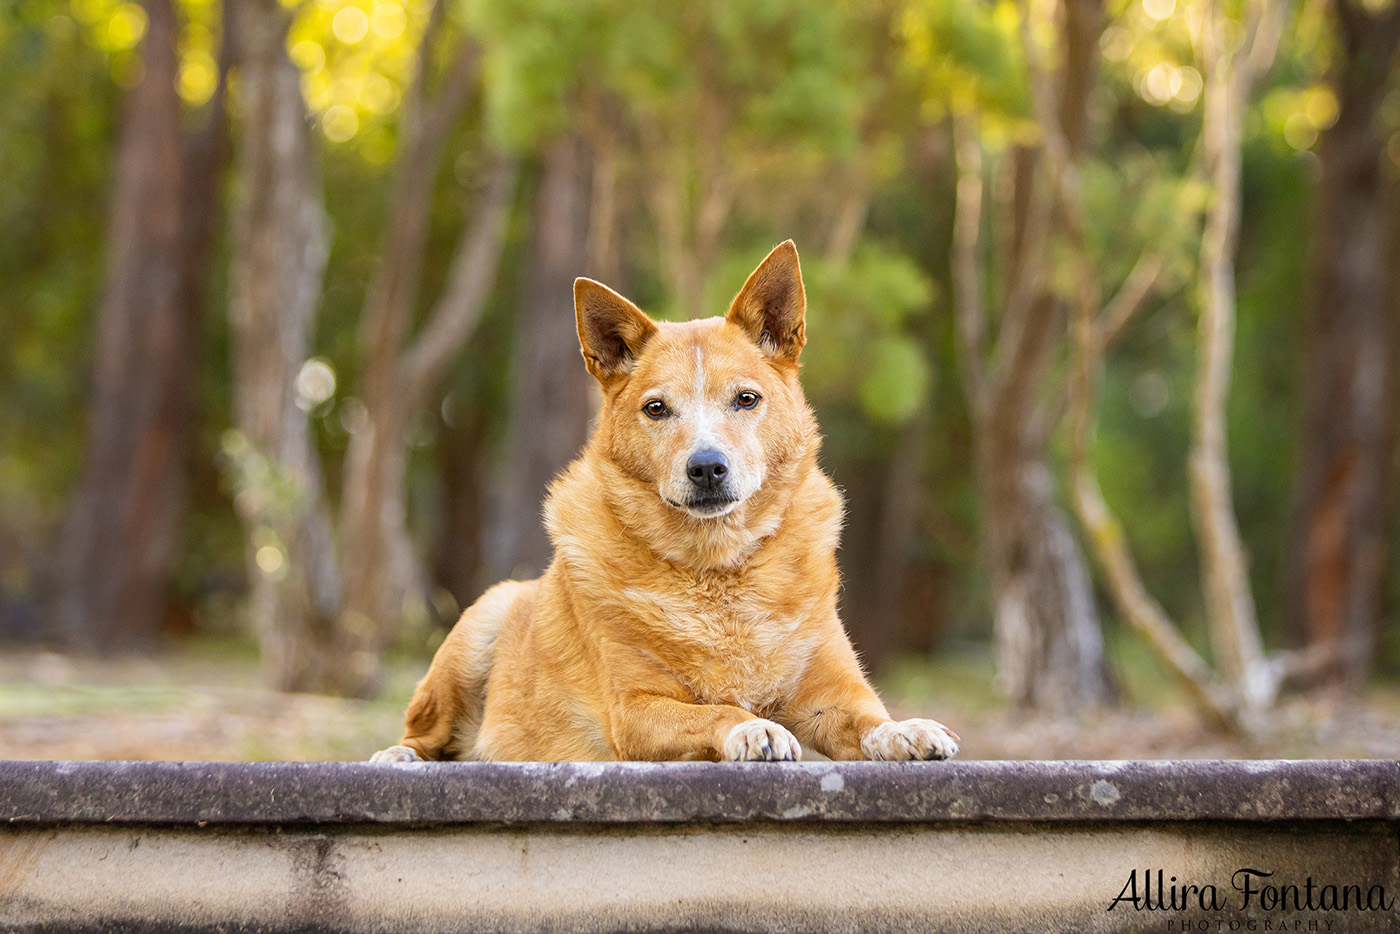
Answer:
[575,241,810,521]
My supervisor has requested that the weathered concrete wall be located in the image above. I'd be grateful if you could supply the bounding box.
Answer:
[1,760,1397,933]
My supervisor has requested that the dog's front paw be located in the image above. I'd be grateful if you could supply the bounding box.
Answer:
[722,719,802,762]
[861,719,960,761]
[369,744,424,764]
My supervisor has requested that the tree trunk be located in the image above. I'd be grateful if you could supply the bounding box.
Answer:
[1189,0,1280,714]
[337,404,415,683]
[335,23,480,679]
[434,408,491,616]
[227,0,344,693]
[977,298,1112,711]
[54,0,221,651]
[481,133,597,586]
[949,0,1115,710]
[333,1,515,672]
[832,451,893,668]
[838,417,943,671]
[1287,0,1400,691]
[337,140,515,668]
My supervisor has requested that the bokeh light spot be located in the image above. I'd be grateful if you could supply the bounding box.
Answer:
[290,39,325,73]
[332,6,369,44]
[255,545,286,578]
[1099,26,1133,63]
[362,74,400,114]
[1304,87,1338,130]
[1175,66,1202,104]
[295,357,337,411]
[322,104,359,142]
[105,3,148,50]
[178,51,218,106]
[1142,0,1175,21]
[1283,113,1318,150]
[370,3,406,40]
[1142,64,1181,106]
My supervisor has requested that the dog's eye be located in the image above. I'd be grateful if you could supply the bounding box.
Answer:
[643,399,669,419]
[735,391,760,410]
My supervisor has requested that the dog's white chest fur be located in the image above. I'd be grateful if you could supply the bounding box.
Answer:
[623,578,814,714]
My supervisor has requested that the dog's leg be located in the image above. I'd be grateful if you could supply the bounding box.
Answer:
[370,580,526,763]
[366,649,464,767]
[609,691,801,762]
[856,718,960,761]
[369,663,460,763]
[780,634,959,761]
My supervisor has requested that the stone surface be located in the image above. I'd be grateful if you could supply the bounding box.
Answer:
[1,760,1397,932]
[1,758,1396,825]
[2,819,1397,932]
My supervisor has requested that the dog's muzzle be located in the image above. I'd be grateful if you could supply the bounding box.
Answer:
[686,449,729,491]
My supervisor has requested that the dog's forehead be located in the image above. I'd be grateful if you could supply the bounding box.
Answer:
[635,318,766,390]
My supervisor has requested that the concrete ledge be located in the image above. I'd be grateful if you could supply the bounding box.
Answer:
[3,758,1397,825]
[2,760,1398,933]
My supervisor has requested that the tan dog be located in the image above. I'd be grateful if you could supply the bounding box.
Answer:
[371,241,959,763]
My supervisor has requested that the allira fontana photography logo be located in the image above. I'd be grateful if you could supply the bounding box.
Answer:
[1107,867,1394,930]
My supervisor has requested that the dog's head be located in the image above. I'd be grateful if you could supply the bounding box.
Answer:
[575,241,815,527]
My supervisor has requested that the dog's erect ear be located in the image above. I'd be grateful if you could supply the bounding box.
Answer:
[725,240,806,364]
[575,278,659,383]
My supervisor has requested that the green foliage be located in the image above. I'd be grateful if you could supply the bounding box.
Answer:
[468,0,869,152]
[800,246,935,426]
[1083,131,1317,651]
[1080,152,1205,291]
[900,0,1029,128]
[1227,135,1312,638]
[1,0,1396,686]
[288,0,426,161]
[698,242,934,428]
[0,1,115,541]
[1094,306,1205,635]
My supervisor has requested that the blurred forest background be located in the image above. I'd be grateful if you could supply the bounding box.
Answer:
[2,0,1399,759]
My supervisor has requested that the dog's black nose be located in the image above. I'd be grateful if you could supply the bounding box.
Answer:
[686,449,729,490]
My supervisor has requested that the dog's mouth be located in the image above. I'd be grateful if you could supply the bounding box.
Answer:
[664,493,740,519]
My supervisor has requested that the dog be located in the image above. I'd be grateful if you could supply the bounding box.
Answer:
[371,241,959,763]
